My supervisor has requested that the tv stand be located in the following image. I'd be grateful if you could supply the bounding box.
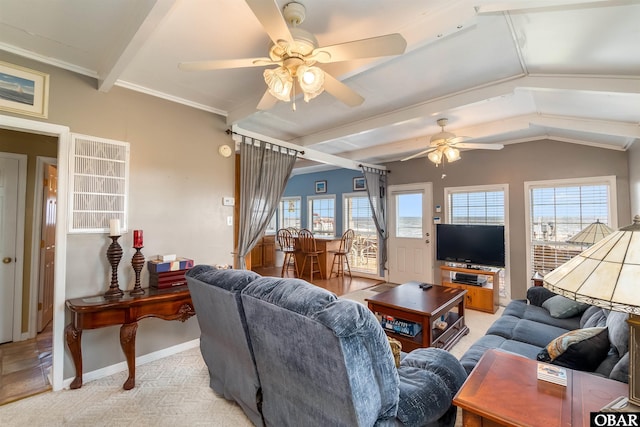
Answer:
[440,265,499,313]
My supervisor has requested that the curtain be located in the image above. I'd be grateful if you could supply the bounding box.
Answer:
[237,136,298,269]
[361,166,388,276]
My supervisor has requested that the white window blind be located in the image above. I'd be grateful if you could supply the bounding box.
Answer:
[527,177,615,277]
[68,133,130,233]
[279,196,301,229]
[308,195,335,236]
[447,190,505,225]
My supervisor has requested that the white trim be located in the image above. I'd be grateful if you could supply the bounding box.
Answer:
[443,183,511,303]
[307,194,337,237]
[0,114,70,392]
[0,152,27,342]
[524,175,617,286]
[62,338,200,389]
[27,156,57,339]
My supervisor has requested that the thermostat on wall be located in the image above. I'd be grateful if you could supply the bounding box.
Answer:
[218,144,233,158]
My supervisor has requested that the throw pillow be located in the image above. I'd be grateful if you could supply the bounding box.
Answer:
[537,327,609,371]
[387,336,402,368]
[542,295,590,319]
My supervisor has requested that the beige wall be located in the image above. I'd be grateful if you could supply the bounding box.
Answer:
[629,142,640,217]
[0,52,235,378]
[386,139,631,300]
[0,130,58,331]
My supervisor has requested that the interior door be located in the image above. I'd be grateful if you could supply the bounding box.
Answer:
[0,156,20,343]
[37,164,57,332]
[387,183,433,285]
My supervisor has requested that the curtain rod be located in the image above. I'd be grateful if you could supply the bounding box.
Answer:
[226,129,305,155]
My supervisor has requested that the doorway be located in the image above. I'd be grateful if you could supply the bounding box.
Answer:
[0,115,70,392]
[387,183,434,284]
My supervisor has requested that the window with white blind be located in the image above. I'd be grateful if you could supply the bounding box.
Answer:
[68,133,130,233]
[279,196,301,229]
[308,195,335,236]
[525,176,616,280]
[445,184,509,298]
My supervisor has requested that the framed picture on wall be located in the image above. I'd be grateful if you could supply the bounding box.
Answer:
[0,61,49,118]
[353,177,366,191]
[315,180,327,193]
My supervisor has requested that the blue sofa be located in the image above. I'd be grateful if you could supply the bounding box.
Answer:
[186,266,467,427]
[459,286,629,383]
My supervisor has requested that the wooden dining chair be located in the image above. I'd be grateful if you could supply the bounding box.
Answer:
[277,228,298,278]
[297,228,324,281]
[329,229,355,278]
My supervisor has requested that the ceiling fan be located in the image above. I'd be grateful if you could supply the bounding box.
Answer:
[178,0,407,110]
[401,118,504,166]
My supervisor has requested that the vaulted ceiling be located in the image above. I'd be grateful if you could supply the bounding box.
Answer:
[1,0,639,173]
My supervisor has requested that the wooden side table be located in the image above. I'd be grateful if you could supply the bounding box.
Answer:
[65,286,195,390]
[453,349,628,427]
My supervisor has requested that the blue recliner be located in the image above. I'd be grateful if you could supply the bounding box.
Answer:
[187,266,467,427]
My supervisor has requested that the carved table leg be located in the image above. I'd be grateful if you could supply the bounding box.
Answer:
[120,322,138,390]
[65,323,83,389]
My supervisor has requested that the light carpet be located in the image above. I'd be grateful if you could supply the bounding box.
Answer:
[0,286,502,426]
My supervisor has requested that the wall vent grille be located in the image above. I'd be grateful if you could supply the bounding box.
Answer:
[68,133,129,233]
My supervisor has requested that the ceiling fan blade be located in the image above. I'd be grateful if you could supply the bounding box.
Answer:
[448,136,471,144]
[245,0,295,46]
[178,58,275,71]
[401,147,436,162]
[313,33,407,64]
[455,143,504,150]
[322,72,364,107]
[256,89,279,111]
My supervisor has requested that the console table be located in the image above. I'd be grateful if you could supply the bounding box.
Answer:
[65,286,195,390]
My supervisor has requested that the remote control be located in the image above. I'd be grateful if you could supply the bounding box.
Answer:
[419,283,432,290]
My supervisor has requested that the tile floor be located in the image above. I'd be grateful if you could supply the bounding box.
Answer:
[0,322,52,405]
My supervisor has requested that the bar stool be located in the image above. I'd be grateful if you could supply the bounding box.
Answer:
[277,228,298,278]
[298,229,324,281]
[329,229,355,278]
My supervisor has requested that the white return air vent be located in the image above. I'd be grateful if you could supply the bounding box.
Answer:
[68,133,130,234]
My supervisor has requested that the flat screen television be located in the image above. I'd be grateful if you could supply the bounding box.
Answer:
[436,224,505,268]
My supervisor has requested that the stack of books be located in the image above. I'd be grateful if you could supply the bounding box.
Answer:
[380,315,422,337]
[147,257,194,289]
[536,363,567,386]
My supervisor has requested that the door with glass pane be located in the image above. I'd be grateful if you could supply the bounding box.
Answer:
[388,183,433,284]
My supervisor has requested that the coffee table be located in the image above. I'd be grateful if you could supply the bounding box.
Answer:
[366,282,469,352]
[453,349,628,427]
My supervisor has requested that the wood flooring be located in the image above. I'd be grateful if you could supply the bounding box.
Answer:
[0,322,52,405]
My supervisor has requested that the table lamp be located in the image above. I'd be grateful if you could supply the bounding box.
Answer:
[543,214,640,411]
[567,219,615,246]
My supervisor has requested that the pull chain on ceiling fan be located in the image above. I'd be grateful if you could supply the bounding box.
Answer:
[178,0,407,111]
[401,118,504,166]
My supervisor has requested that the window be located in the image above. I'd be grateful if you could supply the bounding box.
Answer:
[525,176,616,279]
[279,197,301,229]
[344,193,378,273]
[445,185,509,299]
[308,195,335,236]
[395,193,422,238]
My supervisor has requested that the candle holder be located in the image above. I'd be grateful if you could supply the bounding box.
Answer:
[105,235,124,298]
[130,246,145,296]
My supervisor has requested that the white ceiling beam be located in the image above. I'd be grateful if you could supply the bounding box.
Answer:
[291,75,640,148]
[98,0,177,92]
[530,115,640,138]
[474,0,616,14]
[231,125,386,171]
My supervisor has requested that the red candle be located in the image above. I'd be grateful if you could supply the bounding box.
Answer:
[133,230,143,248]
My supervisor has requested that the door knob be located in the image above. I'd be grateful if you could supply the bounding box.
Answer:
[3,257,12,264]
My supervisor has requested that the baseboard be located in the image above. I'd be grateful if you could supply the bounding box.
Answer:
[62,338,200,389]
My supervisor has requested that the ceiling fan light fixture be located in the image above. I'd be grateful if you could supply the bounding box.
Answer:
[297,65,324,102]
[264,67,293,102]
[427,150,443,165]
[444,146,460,162]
